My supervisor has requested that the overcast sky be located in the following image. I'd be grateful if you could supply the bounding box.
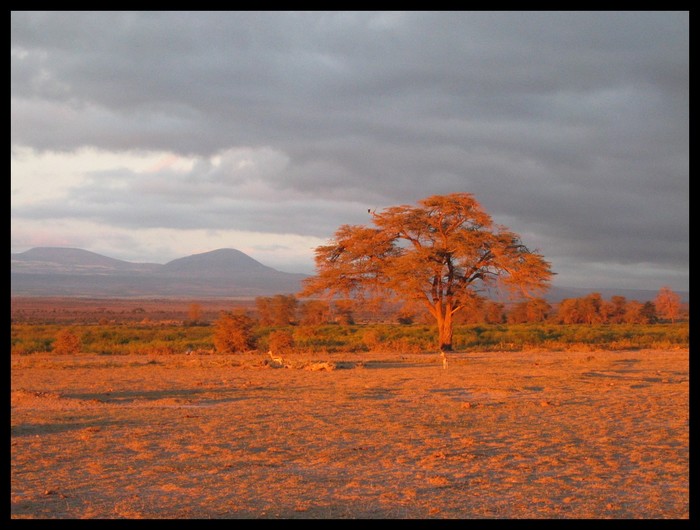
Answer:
[11,11,689,292]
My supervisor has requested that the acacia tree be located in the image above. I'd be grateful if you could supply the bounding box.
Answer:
[655,286,682,323]
[187,303,202,324]
[300,193,553,351]
[507,297,551,324]
[256,294,298,326]
[213,310,257,353]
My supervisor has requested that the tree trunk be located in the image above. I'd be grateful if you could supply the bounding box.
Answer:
[436,305,454,352]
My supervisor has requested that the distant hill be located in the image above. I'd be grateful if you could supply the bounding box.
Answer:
[11,247,308,297]
[160,248,271,276]
[11,247,160,274]
[11,247,688,302]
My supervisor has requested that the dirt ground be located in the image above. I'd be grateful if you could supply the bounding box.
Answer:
[10,296,252,324]
[10,348,688,519]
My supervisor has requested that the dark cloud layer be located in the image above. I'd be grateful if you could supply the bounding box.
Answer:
[11,11,689,290]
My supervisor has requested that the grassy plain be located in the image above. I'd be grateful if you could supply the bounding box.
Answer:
[11,347,688,519]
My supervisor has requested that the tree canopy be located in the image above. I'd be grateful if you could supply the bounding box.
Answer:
[300,193,554,351]
[655,286,682,323]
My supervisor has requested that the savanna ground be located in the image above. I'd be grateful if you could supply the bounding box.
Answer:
[11,347,688,519]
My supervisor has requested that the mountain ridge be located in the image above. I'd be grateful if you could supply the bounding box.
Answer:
[160,248,273,276]
[11,247,161,274]
[11,247,688,302]
[12,247,307,297]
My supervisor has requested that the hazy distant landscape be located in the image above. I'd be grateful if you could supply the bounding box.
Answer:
[11,247,687,303]
[11,247,308,298]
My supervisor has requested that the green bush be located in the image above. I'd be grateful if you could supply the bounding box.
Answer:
[10,320,689,357]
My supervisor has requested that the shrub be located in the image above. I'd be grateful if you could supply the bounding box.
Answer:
[267,330,295,354]
[213,311,257,353]
[53,329,82,355]
[362,329,383,351]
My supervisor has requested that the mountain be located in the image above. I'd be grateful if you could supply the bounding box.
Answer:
[11,247,308,298]
[10,247,688,302]
[11,247,160,274]
[160,248,271,276]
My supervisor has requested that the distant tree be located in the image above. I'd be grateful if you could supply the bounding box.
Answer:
[622,301,646,324]
[187,302,202,324]
[256,294,298,326]
[298,299,330,326]
[655,286,682,323]
[255,297,273,326]
[507,301,530,324]
[556,298,582,324]
[301,193,553,351]
[579,293,604,325]
[602,295,628,324]
[53,329,82,355]
[452,292,487,324]
[266,329,295,354]
[396,310,414,325]
[483,300,506,324]
[273,294,298,325]
[332,299,355,325]
[507,297,552,324]
[213,310,257,353]
[525,297,552,323]
[556,294,606,325]
[641,301,658,324]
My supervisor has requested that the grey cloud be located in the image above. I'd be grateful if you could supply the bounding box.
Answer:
[13,12,687,152]
[12,159,368,238]
[11,11,688,290]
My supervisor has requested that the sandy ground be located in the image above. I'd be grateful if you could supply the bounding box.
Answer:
[11,349,688,519]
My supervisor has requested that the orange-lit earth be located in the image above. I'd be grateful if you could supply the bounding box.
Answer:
[11,349,688,519]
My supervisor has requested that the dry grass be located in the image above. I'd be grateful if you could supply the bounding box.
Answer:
[11,349,688,519]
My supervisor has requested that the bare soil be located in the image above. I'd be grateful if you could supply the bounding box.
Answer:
[11,296,251,324]
[11,348,688,519]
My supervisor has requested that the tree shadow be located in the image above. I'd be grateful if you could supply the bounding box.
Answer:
[60,387,246,405]
[360,360,427,369]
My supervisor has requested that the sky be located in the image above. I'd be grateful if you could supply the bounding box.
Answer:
[11,11,689,292]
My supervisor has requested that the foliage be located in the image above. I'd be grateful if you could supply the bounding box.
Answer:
[11,322,214,355]
[655,286,682,323]
[11,318,688,357]
[186,303,202,325]
[507,298,552,324]
[213,310,257,353]
[332,299,355,325]
[556,293,661,325]
[52,328,82,355]
[256,295,298,326]
[297,299,331,326]
[265,329,295,354]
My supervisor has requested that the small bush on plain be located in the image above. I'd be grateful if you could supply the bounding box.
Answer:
[267,329,295,354]
[53,329,82,355]
[213,311,257,353]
